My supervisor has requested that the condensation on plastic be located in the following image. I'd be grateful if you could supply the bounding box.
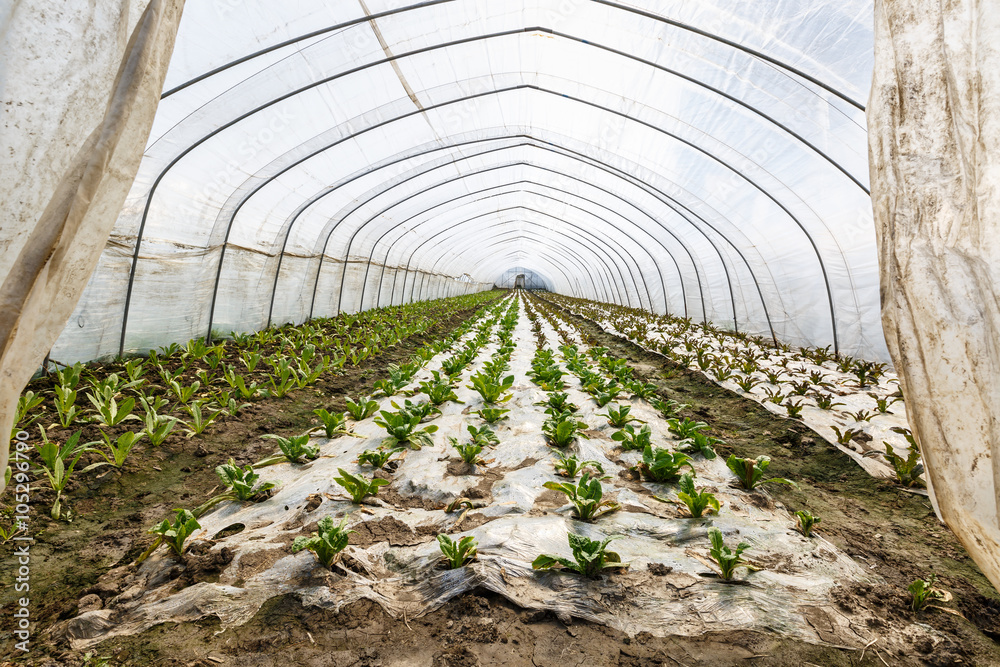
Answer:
[47,0,883,364]
[56,297,880,649]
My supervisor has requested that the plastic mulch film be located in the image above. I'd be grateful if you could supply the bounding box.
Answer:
[55,296,881,649]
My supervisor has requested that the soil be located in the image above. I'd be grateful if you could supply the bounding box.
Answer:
[3,292,1000,666]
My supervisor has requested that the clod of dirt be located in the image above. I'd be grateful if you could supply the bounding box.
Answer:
[350,515,433,547]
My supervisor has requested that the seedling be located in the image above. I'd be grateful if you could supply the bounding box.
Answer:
[553,453,605,478]
[636,446,694,483]
[374,410,439,450]
[591,383,623,407]
[783,400,804,419]
[333,468,390,503]
[532,532,626,578]
[418,372,463,405]
[149,509,201,558]
[467,373,514,404]
[708,527,752,580]
[143,411,178,447]
[345,395,380,421]
[166,378,201,405]
[357,447,405,469]
[666,417,708,440]
[677,431,721,460]
[475,407,510,423]
[734,376,760,393]
[868,392,901,414]
[849,409,875,422]
[450,438,485,465]
[53,385,82,428]
[598,404,644,428]
[438,534,478,569]
[467,424,499,447]
[536,392,578,413]
[259,433,320,465]
[87,388,138,428]
[830,426,862,445]
[883,441,924,487]
[673,473,719,518]
[811,392,844,410]
[292,516,354,568]
[94,431,145,469]
[181,399,223,437]
[542,412,589,447]
[909,574,947,612]
[794,509,821,537]
[611,423,652,451]
[36,430,96,519]
[725,454,797,490]
[390,399,441,423]
[215,459,276,501]
[313,409,352,438]
[542,472,620,520]
[651,398,690,419]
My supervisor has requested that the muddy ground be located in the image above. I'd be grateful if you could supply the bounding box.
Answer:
[2,294,1000,666]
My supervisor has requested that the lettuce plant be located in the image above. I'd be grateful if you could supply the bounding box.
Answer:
[542,411,589,447]
[674,430,719,459]
[708,527,751,580]
[536,392,578,413]
[475,407,510,423]
[357,446,404,468]
[259,433,320,465]
[450,438,485,465]
[908,575,946,612]
[543,473,619,520]
[312,409,350,438]
[467,372,514,404]
[143,411,178,446]
[532,532,625,578]
[830,426,862,445]
[598,404,644,428]
[418,372,463,405]
[438,534,478,569]
[674,473,719,518]
[181,399,223,437]
[627,381,659,400]
[651,398,690,419]
[36,430,97,519]
[794,509,821,537]
[734,376,760,393]
[611,423,652,451]
[883,440,924,487]
[868,392,901,414]
[783,400,805,419]
[666,417,708,440]
[94,431,145,469]
[215,459,276,501]
[553,453,605,478]
[334,468,390,503]
[374,410,439,450]
[53,385,82,428]
[725,454,797,490]
[636,446,694,483]
[345,395,380,421]
[811,392,844,410]
[292,516,354,568]
[150,509,201,558]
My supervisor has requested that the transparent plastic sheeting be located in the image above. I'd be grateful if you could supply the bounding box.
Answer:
[55,298,880,649]
[48,0,884,365]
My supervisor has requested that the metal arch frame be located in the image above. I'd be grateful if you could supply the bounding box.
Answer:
[163,1,866,112]
[216,84,834,347]
[361,178,671,314]
[395,206,633,308]
[356,185,660,312]
[421,229,626,303]
[272,145,689,326]
[412,230,611,304]
[262,132,775,343]
[494,266,554,291]
[487,248,586,298]
[265,134,733,330]
[120,20,867,352]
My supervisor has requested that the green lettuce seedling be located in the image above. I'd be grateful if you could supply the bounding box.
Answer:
[637,446,694,483]
[532,532,626,578]
[543,472,619,520]
[150,509,201,557]
[611,423,652,451]
[908,574,946,612]
[475,407,510,423]
[726,454,797,490]
[334,468,390,503]
[553,453,605,479]
[357,447,404,469]
[258,433,320,465]
[674,473,720,518]
[292,516,354,568]
[313,408,352,438]
[450,438,485,466]
[374,410,439,450]
[794,509,821,537]
[215,459,276,501]
[708,527,751,580]
[438,534,478,569]
[598,404,644,428]
[345,395,380,421]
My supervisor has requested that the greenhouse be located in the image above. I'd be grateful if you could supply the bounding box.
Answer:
[2,0,999,664]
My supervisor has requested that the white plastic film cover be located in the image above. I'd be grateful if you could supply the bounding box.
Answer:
[47,0,881,365]
[0,0,184,484]
[870,0,1000,591]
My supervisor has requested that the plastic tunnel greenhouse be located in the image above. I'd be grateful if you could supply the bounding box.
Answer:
[3,1,1000,664]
